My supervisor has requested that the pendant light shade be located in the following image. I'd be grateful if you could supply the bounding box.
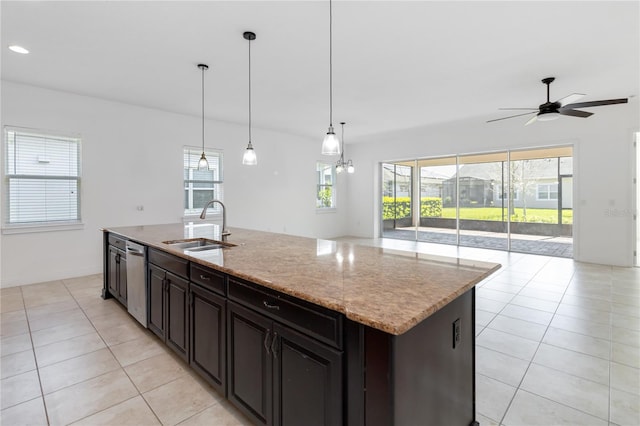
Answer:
[322,127,340,155]
[321,0,340,156]
[242,31,258,165]
[243,141,257,165]
[347,159,355,174]
[197,63,210,170]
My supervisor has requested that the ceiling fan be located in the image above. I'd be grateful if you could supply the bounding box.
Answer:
[488,77,628,125]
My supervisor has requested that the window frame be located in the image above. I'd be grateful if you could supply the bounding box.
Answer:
[536,183,558,201]
[316,161,336,211]
[183,146,224,219]
[3,126,83,234]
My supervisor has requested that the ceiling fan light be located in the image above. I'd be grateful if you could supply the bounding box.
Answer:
[537,112,560,122]
[322,127,341,155]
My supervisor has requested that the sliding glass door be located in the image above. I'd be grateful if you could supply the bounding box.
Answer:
[417,157,457,244]
[509,147,573,257]
[457,153,509,250]
[381,146,573,257]
[382,162,414,240]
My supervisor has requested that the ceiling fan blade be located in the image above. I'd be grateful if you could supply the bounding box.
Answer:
[525,115,538,126]
[487,111,537,123]
[563,98,628,109]
[558,108,593,118]
[556,93,585,107]
[498,108,538,110]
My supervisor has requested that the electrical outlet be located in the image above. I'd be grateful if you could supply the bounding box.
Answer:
[453,318,461,349]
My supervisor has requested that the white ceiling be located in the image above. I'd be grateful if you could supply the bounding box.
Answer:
[2,1,638,143]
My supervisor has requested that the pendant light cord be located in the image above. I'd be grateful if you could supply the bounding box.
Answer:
[248,37,252,143]
[340,122,345,162]
[329,0,333,127]
[201,66,205,151]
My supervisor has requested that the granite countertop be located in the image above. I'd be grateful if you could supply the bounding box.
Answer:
[104,223,500,335]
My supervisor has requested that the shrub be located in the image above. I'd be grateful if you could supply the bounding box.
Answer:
[382,197,443,219]
[421,197,442,217]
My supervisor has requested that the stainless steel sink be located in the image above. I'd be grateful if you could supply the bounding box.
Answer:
[162,238,235,252]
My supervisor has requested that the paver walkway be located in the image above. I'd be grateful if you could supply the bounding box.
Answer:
[383,228,573,258]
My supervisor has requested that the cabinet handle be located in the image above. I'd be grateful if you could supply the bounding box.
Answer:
[271,332,279,359]
[263,301,280,310]
[199,274,210,281]
[264,330,271,355]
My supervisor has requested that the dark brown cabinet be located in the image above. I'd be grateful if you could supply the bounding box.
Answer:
[273,323,342,426]
[107,244,127,306]
[148,263,166,338]
[148,250,190,362]
[190,282,226,394]
[227,300,342,426]
[228,301,273,425]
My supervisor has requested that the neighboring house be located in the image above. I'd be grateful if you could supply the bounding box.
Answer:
[440,157,573,209]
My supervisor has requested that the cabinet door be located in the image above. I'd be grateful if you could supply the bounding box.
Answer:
[148,263,166,339]
[108,246,119,297]
[190,284,226,394]
[166,272,189,361]
[272,323,343,426]
[228,301,273,426]
[118,254,128,305]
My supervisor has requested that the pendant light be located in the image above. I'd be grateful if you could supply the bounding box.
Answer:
[242,31,258,165]
[197,63,210,170]
[321,0,340,156]
[336,122,355,174]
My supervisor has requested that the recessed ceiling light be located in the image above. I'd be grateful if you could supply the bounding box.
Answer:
[8,45,29,54]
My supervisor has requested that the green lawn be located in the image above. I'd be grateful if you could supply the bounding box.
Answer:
[439,207,573,224]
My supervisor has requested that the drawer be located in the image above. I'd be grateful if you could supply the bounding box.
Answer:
[108,234,127,251]
[190,263,226,296]
[149,248,189,279]
[229,278,343,350]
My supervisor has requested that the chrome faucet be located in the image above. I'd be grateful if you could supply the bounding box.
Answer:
[200,199,231,241]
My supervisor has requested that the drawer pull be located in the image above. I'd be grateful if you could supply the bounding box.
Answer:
[199,274,210,281]
[263,301,280,310]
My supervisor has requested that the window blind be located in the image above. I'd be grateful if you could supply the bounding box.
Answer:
[5,128,81,225]
[183,146,223,216]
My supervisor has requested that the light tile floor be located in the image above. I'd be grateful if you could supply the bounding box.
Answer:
[1,274,252,426]
[1,239,639,425]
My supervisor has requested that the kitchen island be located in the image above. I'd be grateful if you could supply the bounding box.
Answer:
[102,223,500,426]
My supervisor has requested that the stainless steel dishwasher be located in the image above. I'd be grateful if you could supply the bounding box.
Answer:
[126,241,147,327]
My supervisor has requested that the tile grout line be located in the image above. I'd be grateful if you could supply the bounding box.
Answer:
[494,258,557,425]
[18,286,52,426]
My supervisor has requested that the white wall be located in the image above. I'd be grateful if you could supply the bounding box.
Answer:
[346,102,639,267]
[0,81,348,287]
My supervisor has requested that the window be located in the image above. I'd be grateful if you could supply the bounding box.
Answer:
[184,147,223,216]
[4,127,81,230]
[316,162,335,209]
[537,183,558,200]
